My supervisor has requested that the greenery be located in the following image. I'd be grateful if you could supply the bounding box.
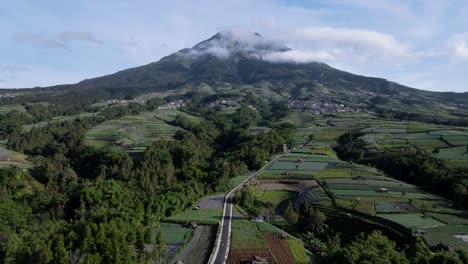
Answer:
[231,219,267,249]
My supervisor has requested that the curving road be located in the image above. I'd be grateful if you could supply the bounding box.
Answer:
[210,146,302,264]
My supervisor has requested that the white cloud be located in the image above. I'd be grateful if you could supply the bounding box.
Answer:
[58,31,102,44]
[454,42,468,58]
[263,49,333,63]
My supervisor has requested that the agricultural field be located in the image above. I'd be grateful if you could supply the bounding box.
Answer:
[377,214,445,229]
[356,123,468,168]
[171,225,216,264]
[255,179,318,192]
[0,144,32,169]
[422,225,468,250]
[85,109,198,156]
[0,104,26,114]
[166,208,222,225]
[258,190,297,208]
[257,221,286,235]
[278,112,468,250]
[288,239,311,264]
[263,234,295,264]
[231,219,267,249]
[152,223,193,262]
[22,112,97,132]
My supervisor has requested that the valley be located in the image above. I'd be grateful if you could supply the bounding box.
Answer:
[0,30,467,264]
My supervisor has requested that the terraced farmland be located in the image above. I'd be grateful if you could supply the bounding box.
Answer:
[85,109,198,156]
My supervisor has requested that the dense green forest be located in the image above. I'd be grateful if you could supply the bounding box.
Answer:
[0,95,295,263]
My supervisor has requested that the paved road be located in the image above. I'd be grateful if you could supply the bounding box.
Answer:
[210,147,303,264]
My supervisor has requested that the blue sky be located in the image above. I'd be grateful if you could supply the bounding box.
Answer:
[1,0,467,92]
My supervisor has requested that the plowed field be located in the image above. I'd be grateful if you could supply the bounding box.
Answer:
[227,249,273,264]
[263,234,295,264]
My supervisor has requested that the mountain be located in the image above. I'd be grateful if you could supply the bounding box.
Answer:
[2,30,468,122]
[73,30,467,104]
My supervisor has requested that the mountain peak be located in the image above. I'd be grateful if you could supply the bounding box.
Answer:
[187,29,290,58]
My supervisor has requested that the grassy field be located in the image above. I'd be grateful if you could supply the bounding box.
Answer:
[258,190,298,215]
[166,208,222,225]
[153,223,193,244]
[229,175,249,189]
[231,219,267,249]
[377,214,445,229]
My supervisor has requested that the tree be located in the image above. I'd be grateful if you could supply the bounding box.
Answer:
[284,202,298,230]
[328,231,409,264]
[51,235,68,264]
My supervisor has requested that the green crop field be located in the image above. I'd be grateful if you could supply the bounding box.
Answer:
[427,213,468,225]
[377,214,445,229]
[85,109,197,154]
[0,104,26,114]
[443,135,468,146]
[288,239,311,264]
[153,223,193,244]
[256,221,285,234]
[231,219,267,249]
[316,168,352,178]
[166,208,222,225]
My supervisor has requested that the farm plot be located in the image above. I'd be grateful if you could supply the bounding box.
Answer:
[422,225,468,251]
[231,219,267,249]
[316,168,352,179]
[197,193,224,210]
[443,135,468,146]
[0,145,32,169]
[153,223,193,244]
[361,127,407,134]
[167,208,222,225]
[153,223,193,262]
[257,221,286,235]
[377,214,445,229]
[172,225,216,264]
[436,146,467,159]
[375,201,418,213]
[429,129,468,135]
[256,179,318,192]
[85,109,191,153]
[0,104,25,114]
[263,234,295,264]
[288,239,311,264]
[427,213,468,225]
[407,138,450,150]
[268,161,328,171]
[258,190,298,215]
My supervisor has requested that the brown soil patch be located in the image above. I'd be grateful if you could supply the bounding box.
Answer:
[255,179,318,192]
[263,234,295,264]
[227,248,273,264]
